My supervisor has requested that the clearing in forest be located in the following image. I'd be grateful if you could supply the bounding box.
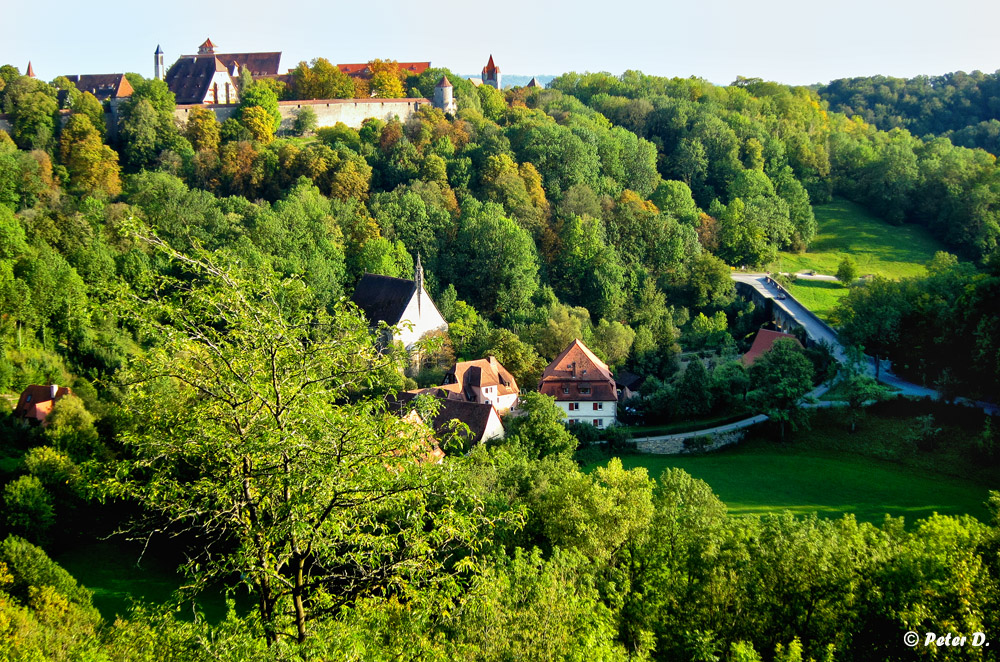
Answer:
[770,199,948,320]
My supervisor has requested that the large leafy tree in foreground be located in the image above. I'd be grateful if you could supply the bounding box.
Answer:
[111,227,498,645]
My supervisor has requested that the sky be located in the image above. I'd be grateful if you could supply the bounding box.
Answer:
[6,0,1000,87]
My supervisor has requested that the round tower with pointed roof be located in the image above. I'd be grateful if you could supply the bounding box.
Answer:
[433,76,457,114]
[154,44,165,81]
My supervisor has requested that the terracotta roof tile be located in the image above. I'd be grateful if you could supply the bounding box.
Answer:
[742,329,802,365]
[13,384,72,423]
[443,357,519,398]
[538,339,617,402]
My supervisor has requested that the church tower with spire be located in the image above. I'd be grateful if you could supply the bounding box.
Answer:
[482,55,501,89]
[26,61,35,78]
[154,45,164,81]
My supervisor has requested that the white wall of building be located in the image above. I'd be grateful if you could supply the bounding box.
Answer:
[558,401,616,428]
[395,288,447,351]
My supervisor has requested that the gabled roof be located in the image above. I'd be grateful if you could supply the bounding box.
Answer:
[337,61,431,79]
[392,392,501,445]
[65,74,133,101]
[165,56,231,104]
[614,370,644,391]
[199,38,217,53]
[13,384,73,424]
[538,339,617,402]
[351,274,417,326]
[526,77,541,88]
[742,329,803,366]
[211,52,281,77]
[541,339,614,383]
[443,357,519,398]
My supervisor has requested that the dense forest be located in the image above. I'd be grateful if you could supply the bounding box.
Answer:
[819,70,1000,155]
[0,59,999,660]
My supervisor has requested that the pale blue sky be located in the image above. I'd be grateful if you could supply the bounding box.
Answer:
[7,0,1000,86]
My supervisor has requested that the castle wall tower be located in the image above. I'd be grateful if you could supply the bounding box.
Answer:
[433,76,457,114]
[154,45,164,81]
[482,55,501,89]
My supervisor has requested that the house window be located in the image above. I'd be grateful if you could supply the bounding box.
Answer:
[593,419,603,427]
[568,402,579,411]
[580,386,591,395]
[568,419,577,425]
[593,402,604,411]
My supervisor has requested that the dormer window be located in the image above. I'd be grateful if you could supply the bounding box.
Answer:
[579,386,591,395]
[562,386,569,394]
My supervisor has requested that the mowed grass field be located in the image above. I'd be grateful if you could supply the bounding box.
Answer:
[770,199,948,320]
[585,410,995,525]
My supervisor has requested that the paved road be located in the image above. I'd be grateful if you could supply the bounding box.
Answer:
[732,272,998,413]
[637,272,996,450]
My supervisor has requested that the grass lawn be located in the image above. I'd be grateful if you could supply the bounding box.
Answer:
[770,199,950,321]
[784,278,849,322]
[53,541,251,623]
[772,199,946,279]
[585,410,995,525]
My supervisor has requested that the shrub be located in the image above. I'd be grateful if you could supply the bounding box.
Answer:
[293,106,318,136]
[2,477,55,543]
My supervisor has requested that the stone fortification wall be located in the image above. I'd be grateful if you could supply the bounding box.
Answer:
[3,97,430,142]
[174,98,432,132]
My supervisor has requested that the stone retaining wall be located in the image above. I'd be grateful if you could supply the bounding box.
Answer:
[636,429,746,455]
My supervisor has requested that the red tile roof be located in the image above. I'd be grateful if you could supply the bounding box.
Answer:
[442,357,519,399]
[483,55,499,75]
[538,339,617,402]
[13,385,73,424]
[741,329,803,366]
[26,61,35,78]
[199,38,217,53]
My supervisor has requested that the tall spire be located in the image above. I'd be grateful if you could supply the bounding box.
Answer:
[26,61,35,78]
[154,45,165,81]
[414,253,424,315]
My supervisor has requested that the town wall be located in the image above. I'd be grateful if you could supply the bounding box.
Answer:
[2,97,431,142]
[174,97,433,132]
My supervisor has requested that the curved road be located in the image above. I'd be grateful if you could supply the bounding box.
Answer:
[638,273,997,449]
[732,272,998,413]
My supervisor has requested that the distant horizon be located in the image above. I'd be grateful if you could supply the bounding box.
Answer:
[7,0,1000,89]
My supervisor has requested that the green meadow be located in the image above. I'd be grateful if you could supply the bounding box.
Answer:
[585,409,995,525]
[771,199,949,320]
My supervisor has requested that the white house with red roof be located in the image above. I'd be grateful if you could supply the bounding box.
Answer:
[440,356,519,412]
[538,339,617,428]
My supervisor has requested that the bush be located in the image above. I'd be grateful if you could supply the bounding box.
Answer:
[293,106,318,136]
[2,477,55,543]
